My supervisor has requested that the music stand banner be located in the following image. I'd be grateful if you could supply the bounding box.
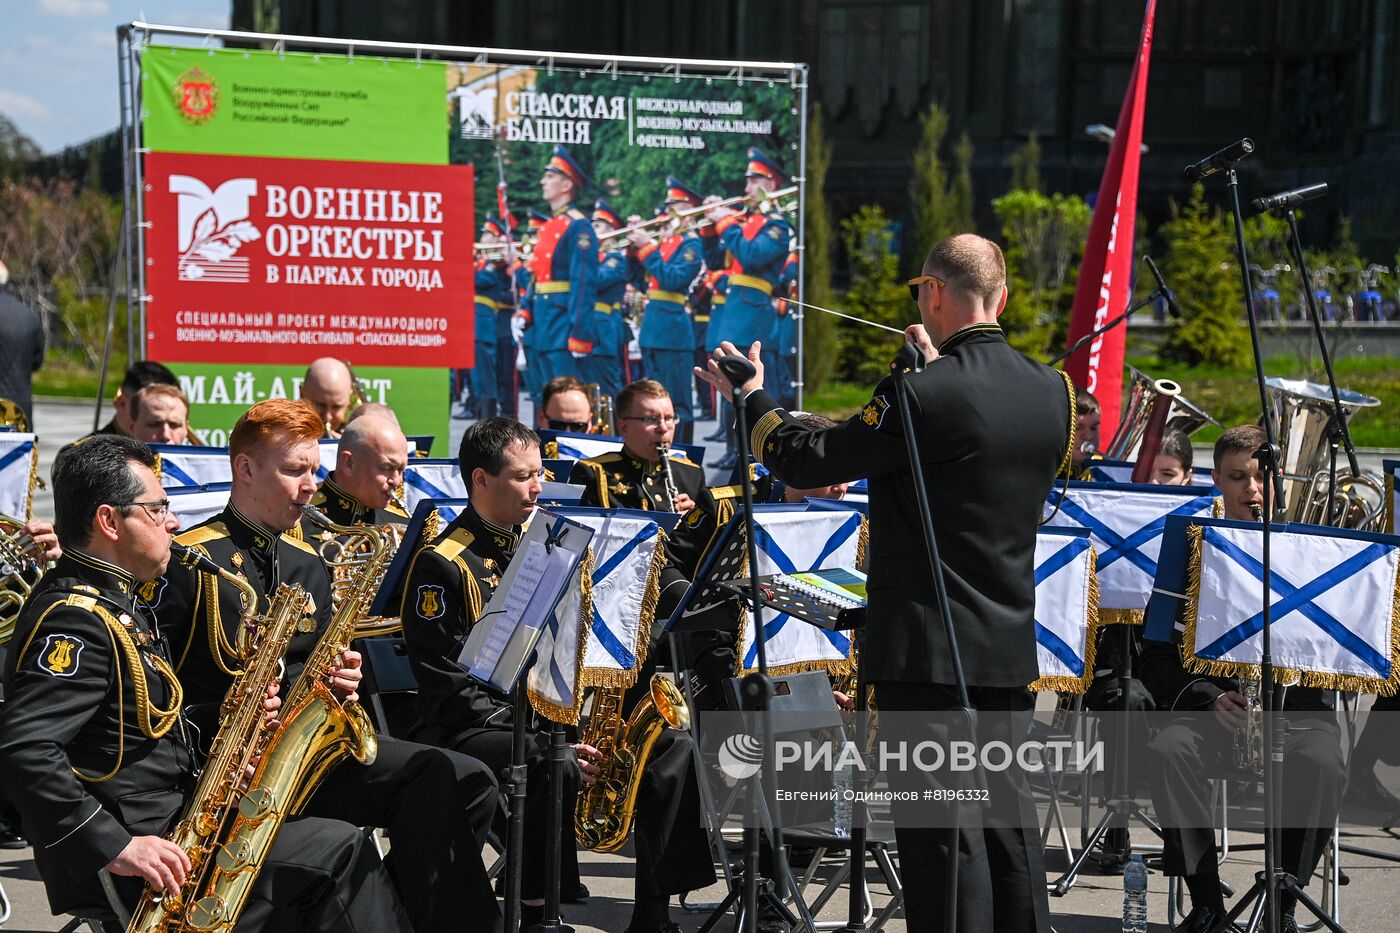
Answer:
[166,482,233,529]
[151,444,232,488]
[0,433,38,520]
[1167,518,1400,695]
[1029,528,1099,694]
[402,459,469,520]
[735,507,866,677]
[1042,480,1217,612]
[1087,458,1215,489]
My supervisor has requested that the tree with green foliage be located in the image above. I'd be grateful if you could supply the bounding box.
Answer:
[949,132,975,233]
[1009,134,1042,193]
[992,189,1092,356]
[1159,185,1250,367]
[799,104,840,397]
[907,101,965,276]
[839,206,915,384]
[0,114,42,182]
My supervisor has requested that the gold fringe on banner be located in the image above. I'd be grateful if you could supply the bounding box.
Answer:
[856,516,869,572]
[529,547,596,725]
[1031,545,1101,694]
[731,541,856,681]
[1384,473,1395,534]
[1182,523,1400,695]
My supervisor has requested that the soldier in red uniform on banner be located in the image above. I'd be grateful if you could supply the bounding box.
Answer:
[528,145,599,384]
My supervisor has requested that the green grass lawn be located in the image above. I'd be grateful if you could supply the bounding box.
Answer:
[33,355,124,400]
[803,353,1400,448]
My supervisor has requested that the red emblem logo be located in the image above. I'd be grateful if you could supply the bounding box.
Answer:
[174,66,219,125]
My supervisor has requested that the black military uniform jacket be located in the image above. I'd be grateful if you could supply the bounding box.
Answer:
[399,506,521,748]
[568,447,715,514]
[150,505,331,717]
[0,551,194,914]
[744,322,1074,688]
[301,472,411,531]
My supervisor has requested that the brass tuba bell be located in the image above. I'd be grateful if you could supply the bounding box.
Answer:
[1265,376,1383,528]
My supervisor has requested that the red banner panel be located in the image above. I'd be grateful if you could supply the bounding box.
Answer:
[144,152,475,367]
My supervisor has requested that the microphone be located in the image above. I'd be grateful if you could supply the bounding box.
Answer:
[1252,182,1328,213]
[1143,256,1182,319]
[717,354,757,388]
[1183,138,1254,182]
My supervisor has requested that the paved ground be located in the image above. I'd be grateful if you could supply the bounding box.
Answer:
[8,398,1400,930]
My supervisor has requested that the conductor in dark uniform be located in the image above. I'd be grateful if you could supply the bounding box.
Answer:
[0,435,413,930]
[148,399,504,933]
[400,418,714,932]
[699,233,1074,933]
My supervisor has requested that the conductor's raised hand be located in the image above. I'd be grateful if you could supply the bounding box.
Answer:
[694,341,764,397]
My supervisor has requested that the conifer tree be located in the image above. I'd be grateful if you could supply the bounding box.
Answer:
[1159,185,1250,367]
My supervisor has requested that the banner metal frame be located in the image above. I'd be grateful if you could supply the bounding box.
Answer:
[115,21,809,405]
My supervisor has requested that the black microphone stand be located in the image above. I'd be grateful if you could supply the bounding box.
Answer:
[1277,207,1364,483]
[1204,159,1348,933]
[505,680,530,933]
[1048,289,1163,367]
[888,340,973,932]
[721,353,787,933]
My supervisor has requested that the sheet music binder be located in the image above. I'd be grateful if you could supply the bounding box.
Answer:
[456,511,594,695]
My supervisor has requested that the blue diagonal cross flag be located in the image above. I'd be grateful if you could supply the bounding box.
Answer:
[568,512,667,687]
[1043,481,1216,611]
[1183,518,1400,694]
[738,506,863,676]
[0,433,38,519]
[151,444,233,488]
[167,482,232,528]
[403,460,468,521]
[1030,528,1099,693]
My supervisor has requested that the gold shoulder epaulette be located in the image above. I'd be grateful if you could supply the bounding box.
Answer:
[710,484,744,500]
[310,489,328,506]
[567,207,587,221]
[589,451,624,464]
[386,502,410,519]
[281,532,316,555]
[62,593,98,612]
[432,526,477,562]
[175,522,229,547]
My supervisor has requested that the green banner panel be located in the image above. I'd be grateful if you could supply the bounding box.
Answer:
[170,363,449,454]
[143,45,447,164]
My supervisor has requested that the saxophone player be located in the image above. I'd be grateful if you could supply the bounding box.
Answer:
[0,435,413,929]
[400,419,714,933]
[148,399,505,933]
[1141,425,1343,933]
[300,414,410,530]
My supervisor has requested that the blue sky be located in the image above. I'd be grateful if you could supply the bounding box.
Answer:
[1,0,230,153]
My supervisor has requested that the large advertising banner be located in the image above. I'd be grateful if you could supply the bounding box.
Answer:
[141,46,462,450]
[143,151,474,366]
[444,64,800,230]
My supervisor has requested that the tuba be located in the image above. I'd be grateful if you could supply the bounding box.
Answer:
[1103,367,1219,481]
[1266,377,1384,528]
[128,546,304,933]
[575,674,690,853]
[0,513,43,644]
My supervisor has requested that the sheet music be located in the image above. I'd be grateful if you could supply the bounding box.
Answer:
[468,540,577,684]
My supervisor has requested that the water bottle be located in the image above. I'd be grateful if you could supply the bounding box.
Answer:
[1121,854,1148,933]
[832,763,854,838]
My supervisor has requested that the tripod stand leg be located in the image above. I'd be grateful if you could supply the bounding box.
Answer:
[1050,808,1116,896]
[1285,874,1348,933]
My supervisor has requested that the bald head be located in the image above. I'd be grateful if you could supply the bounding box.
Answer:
[346,402,400,427]
[922,234,1007,310]
[301,358,354,434]
[335,415,408,510]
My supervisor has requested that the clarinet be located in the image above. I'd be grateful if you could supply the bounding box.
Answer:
[657,443,680,511]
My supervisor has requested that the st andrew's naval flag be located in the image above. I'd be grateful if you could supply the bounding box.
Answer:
[527,510,671,727]
[1030,528,1100,693]
[1180,518,1400,695]
[151,443,232,488]
[0,432,39,519]
[1043,481,1215,614]
[167,483,232,529]
[402,459,469,521]
[736,507,866,677]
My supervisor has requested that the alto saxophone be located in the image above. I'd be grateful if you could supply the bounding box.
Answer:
[575,675,690,853]
[128,546,306,933]
[305,505,405,638]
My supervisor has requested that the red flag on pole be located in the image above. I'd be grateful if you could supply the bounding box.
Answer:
[1062,0,1158,443]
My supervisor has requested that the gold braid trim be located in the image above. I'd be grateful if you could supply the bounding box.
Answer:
[1040,371,1079,527]
[202,558,245,677]
[529,548,596,724]
[750,410,784,466]
[1100,609,1145,626]
[92,605,182,740]
[1213,497,1224,518]
[1030,545,1100,694]
[1384,472,1394,534]
[24,440,39,520]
